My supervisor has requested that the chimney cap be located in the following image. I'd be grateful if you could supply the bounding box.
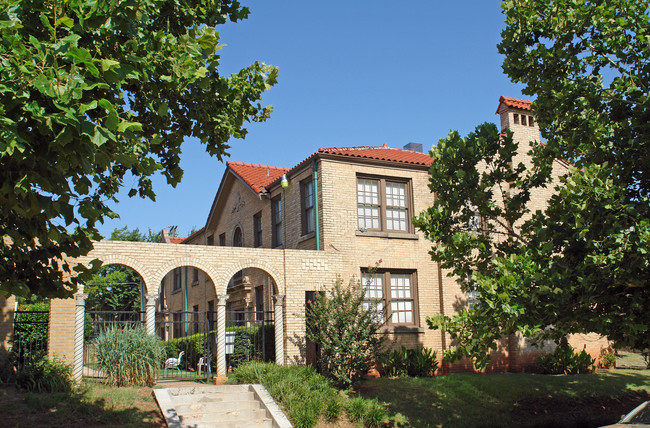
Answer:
[403,142,423,153]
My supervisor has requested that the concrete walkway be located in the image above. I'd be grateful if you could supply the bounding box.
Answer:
[153,383,292,428]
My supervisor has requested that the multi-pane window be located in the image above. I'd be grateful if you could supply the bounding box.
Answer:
[357,176,411,232]
[357,179,380,230]
[385,182,407,231]
[272,196,282,247]
[361,273,384,323]
[173,268,182,291]
[390,273,413,324]
[253,212,263,247]
[192,268,199,284]
[362,270,417,326]
[301,179,315,235]
[218,233,226,246]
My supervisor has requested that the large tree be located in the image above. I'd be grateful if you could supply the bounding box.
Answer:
[415,0,649,368]
[0,0,278,298]
[85,227,157,312]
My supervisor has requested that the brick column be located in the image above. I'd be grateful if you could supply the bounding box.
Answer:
[0,295,16,353]
[215,294,229,382]
[73,293,88,381]
[273,294,285,365]
[48,298,76,364]
[144,294,158,335]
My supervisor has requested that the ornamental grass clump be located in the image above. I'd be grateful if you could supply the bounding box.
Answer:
[95,325,164,387]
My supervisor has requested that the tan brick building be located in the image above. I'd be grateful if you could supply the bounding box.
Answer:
[154,96,609,372]
[32,96,608,378]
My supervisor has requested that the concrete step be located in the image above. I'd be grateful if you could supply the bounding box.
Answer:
[179,408,270,424]
[170,391,255,404]
[154,384,292,428]
[166,385,249,395]
[191,420,273,428]
[174,399,262,413]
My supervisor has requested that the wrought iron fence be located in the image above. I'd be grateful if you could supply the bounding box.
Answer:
[12,310,49,371]
[82,311,144,378]
[156,311,210,380]
[225,310,275,371]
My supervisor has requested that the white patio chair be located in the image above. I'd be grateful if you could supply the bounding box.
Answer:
[164,351,184,376]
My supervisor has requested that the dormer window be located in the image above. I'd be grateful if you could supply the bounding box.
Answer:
[513,113,519,124]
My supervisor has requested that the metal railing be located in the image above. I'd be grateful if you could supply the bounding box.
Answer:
[82,311,145,378]
[226,310,275,370]
[12,310,49,371]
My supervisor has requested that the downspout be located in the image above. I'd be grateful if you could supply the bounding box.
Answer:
[140,279,145,322]
[312,159,320,251]
[184,266,188,335]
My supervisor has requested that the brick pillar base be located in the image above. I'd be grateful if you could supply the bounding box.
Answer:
[0,295,16,354]
[48,297,76,365]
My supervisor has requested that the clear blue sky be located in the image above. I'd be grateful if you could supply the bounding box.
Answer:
[98,1,526,239]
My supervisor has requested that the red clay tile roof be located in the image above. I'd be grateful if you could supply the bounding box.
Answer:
[169,236,185,244]
[497,95,533,113]
[318,143,433,166]
[228,161,289,194]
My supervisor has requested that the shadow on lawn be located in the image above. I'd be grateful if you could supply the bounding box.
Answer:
[359,370,650,428]
[0,383,164,427]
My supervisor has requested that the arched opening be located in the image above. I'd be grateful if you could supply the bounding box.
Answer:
[85,263,146,312]
[156,265,216,380]
[82,263,147,379]
[225,267,278,370]
[232,226,243,247]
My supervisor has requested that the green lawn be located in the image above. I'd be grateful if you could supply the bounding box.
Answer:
[359,369,650,428]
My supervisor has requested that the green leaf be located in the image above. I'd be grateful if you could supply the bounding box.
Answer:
[117,121,142,133]
[55,16,74,28]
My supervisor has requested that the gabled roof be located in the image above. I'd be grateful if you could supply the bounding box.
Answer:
[318,143,433,166]
[496,95,533,113]
[227,161,289,195]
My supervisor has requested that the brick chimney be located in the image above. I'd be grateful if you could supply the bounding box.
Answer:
[496,96,541,165]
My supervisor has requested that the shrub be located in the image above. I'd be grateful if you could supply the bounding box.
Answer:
[600,352,616,369]
[230,362,388,428]
[228,324,275,369]
[324,395,343,421]
[346,396,387,427]
[12,301,49,362]
[95,325,164,386]
[161,324,274,372]
[14,355,73,392]
[407,346,438,377]
[537,339,595,374]
[161,332,204,369]
[346,396,367,423]
[379,346,438,377]
[305,276,384,389]
[364,398,388,428]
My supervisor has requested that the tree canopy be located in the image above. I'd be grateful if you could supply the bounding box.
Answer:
[0,0,278,298]
[85,227,155,312]
[415,0,649,368]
